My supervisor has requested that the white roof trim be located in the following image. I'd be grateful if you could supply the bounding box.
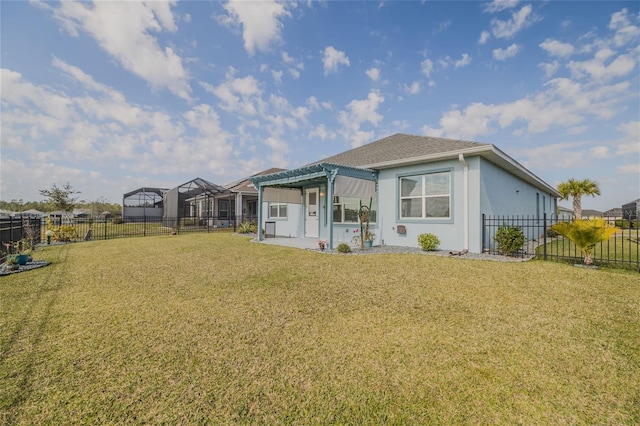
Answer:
[361,145,560,197]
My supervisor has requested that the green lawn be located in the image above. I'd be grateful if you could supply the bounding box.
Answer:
[2,234,639,424]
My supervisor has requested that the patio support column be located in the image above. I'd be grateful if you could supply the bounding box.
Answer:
[459,154,469,251]
[327,169,338,249]
[257,184,264,241]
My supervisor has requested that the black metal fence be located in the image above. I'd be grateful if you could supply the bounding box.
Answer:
[483,214,639,270]
[47,215,237,241]
[0,215,235,264]
[0,217,43,264]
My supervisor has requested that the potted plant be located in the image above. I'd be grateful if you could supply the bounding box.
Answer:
[358,198,374,249]
[317,239,327,250]
[6,254,19,271]
[16,239,33,265]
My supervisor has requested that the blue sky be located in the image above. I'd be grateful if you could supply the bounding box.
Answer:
[1,0,638,211]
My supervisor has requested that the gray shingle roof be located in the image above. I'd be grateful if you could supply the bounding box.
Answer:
[311,133,491,168]
[227,168,287,192]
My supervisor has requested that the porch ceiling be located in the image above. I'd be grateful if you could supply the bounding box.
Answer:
[250,162,378,189]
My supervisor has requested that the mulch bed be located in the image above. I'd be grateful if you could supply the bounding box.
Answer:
[0,261,51,277]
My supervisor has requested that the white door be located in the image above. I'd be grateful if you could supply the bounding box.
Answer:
[305,188,319,238]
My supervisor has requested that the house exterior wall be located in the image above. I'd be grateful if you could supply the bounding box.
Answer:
[260,201,304,237]
[478,158,554,217]
[375,158,465,252]
[478,158,557,245]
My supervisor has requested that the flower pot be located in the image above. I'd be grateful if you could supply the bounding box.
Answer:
[16,254,30,265]
[364,240,373,248]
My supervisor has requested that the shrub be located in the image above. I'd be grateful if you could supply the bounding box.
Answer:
[546,227,560,238]
[336,243,351,253]
[494,225,525,256]
[112,216,124,224]
[417,233,440,251]
[614,219,639,229]
[238,221,257,234]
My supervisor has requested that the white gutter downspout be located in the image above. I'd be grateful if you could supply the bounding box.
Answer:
[458,154,469,252]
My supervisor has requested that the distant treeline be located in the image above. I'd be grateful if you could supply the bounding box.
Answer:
[0,199,122,215]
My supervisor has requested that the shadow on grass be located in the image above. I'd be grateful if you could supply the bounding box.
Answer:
[0,244,70,423]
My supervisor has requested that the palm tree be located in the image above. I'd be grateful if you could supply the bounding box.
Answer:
[557,178,600,219]
[551,219,618,266]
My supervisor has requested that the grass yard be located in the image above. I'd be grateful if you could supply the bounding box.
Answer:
[1,234,639,424]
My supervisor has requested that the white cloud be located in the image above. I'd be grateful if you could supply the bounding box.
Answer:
[433,20,451,35]
[617,164,640,175]
[479,31,490,44]
[288,69,301,79]
[491,4,539,39]
[608,8,640,46]
[338,91,385,148]
[45,1,191,100]
[539,39,575,57]
[614,121,640,155]
[218,0,291,55]
[202,70,261,115]
[420,58,433,77]
[539,61,561,78]
[437,53,472,70]
[454,53,472,68]
[0,61,244,196]
[483,0,519,13]
[403,81,421,95]
[308,124,335,141]
[420,77,630,140]
[366,67,380,82]
[322,46,350,75]
[271,70,283,84]
[493,43,520,60]
[512,141,591,170]
[282,51,304,79]
[568,48,636,81]
[589,146,610,159]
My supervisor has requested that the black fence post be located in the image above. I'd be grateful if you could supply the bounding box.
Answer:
[543,212,547,260]
[481,214,486,253]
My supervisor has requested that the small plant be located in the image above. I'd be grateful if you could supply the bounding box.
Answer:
[237,221,257,234]
[317,239,327,250]
[418,233,440,251]
[46,218,77,242]
[494,225,525,256]
[336,243,351,253]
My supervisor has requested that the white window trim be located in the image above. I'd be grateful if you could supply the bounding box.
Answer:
[399,171,452,220]
[268,202,288,219]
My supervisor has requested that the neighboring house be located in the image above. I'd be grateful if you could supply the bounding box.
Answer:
[48,210,74,224]
[251,133,560,253]
[224,168,286,225]
[603,207,622,220]
[19,209,46,218]
[123,187,167,220]
[164,178,231,227]
[557,206,574,221]
[622,199,639,220]
[122,169,287,226]
[581,209,603,219]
